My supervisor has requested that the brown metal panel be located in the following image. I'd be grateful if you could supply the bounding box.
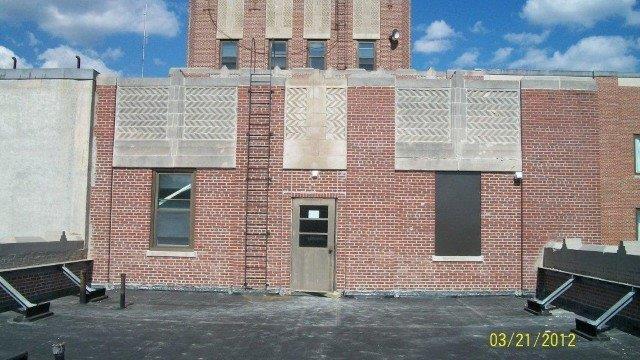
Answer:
[435,172,481,256]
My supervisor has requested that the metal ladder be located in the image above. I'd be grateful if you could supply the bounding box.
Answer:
[244,38,272,290]
[335,0,348,70]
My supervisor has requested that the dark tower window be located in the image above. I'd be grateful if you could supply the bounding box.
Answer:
[307,41,326,70]
[269,40,288,70]
[220,40,238,69]
[357,41,375,71]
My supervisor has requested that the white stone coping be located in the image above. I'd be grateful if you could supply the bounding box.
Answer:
[0,68,98,80]
[619,77,640,87]
[145,250,197,258]
[432,255,484,262]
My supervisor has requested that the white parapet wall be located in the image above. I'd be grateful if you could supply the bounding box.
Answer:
[0,69,97,244]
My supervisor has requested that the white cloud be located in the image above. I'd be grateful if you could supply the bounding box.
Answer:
[0,45,32,68]
[522,0,640,27]
[27,32,40,47]
[453,50,480,68]
[414,20,456,54]
[504,30,550,46]
[492,47,514,63]
[471,21,488,34]
[102,48,124,61]
[0,0,180,44]
[38,45,120,75]
[510,36,638,72]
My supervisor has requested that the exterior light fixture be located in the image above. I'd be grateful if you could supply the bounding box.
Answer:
[311,170,319,179]
[390,29,400,42]
[514,171,523,185]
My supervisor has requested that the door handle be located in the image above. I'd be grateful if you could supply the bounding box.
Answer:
[328,249,333,254]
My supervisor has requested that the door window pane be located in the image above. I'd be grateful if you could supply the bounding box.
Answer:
[270,40,287,69]
[635,135,640,174]
[308,41,326,70]
[358,41,375,71]
[300,219,329,233]
[300,205,329,219]
[220,40,238,69]
[154,173,192,247]
[300,234,328,247]
[298,204,329,247]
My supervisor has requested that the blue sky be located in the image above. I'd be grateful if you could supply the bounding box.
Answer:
[1,0,639,77]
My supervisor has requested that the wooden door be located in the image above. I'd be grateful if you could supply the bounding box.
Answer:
[291,199,336,292]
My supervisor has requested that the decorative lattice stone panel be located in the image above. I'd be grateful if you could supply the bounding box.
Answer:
[395,76,521,172]
[116,86,170,141]
[266,0,293,39]
[284,72,347,169]
[217,0,244,39]
[304,0,331,39]
[465,89,520,145]
[114,82,237,168]
[353,0,380,39]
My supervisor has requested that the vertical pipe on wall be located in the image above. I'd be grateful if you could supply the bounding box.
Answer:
[106,82,117,285]
[519,82,525,294]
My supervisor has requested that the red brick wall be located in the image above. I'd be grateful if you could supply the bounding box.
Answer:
[89,85,116,283]
[187,0,411,70]
[597,78,640,244]
[521,89,603,290]
[90,79,635,293]
[90,83,524,292]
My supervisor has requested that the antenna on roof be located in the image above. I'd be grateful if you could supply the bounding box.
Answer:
[141,0,148,77]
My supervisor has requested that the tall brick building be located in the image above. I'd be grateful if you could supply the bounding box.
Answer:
[187,0,411,70]
[80,0,640,295]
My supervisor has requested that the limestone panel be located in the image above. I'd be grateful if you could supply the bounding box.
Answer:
[284,72,347,169]
[461,87,521,171]
[116,86,170,141]
[114,84,237,168]
[266,0,293,39]
[395,76,522,172]
[304,0,331,39]
[217,0,244,39]
[396,88,451,144]
[353,0,380,39]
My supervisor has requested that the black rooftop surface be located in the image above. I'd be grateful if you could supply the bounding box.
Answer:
[1,290,638,359]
